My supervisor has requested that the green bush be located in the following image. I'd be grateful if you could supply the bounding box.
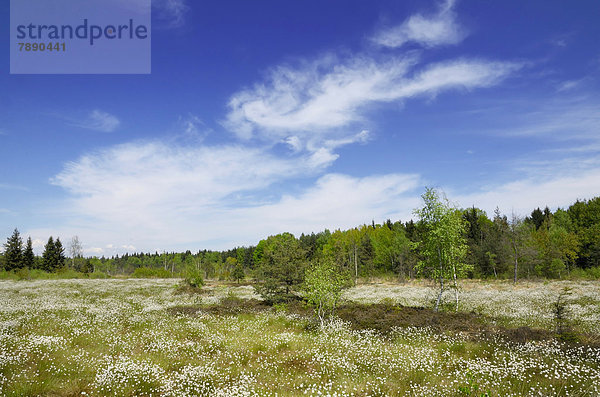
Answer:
[567,266,600,280]
[184,267,204,288]
[88,271,109,279]
[303,259,350,326]
[131,267,172,278]
[0,270,19,280]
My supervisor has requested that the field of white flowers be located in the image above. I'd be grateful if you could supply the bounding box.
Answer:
[0,278,599,396]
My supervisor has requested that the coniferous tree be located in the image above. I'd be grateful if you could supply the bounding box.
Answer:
[42,237,56,272]
[3,228,24,271]
[529,208,545,230]
[54,238,66,270]
[23,237,35,269]
[254,232,307,302]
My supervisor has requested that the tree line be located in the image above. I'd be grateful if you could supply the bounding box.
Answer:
[2,194,599,283]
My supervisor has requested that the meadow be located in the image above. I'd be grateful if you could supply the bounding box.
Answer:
[0,278,599,396]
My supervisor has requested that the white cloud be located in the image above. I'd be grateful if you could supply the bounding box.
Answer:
[73,110,120,133]
[225,55,414,140]
[42,3,532,254]
[491,100,600,145]
[556,79,583,92]
[233,173,422,237]
[372,0,466,48]
[225,55,519,148]
[46,139,423,253]
[454,167,600,217]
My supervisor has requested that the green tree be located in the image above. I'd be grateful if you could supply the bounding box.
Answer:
[41,236,66,272]
[3,228,23,271]
[254,233,307,303]
[23,237,35,269]
[413,188,469,312]
[530,222,579,278]
[54,238,66,270]
[303,258,349,326]
[508,211,527,283]
[42,237,56,272]
[371,224,411,277]
[231,259,245,283]
[568,197,600,268]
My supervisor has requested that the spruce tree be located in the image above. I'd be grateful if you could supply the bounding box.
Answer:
[54,238,66,270]
[23,237,35,269]
[3,228,23,271]
[42,237,56,272]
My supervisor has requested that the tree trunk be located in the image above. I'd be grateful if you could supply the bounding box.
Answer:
[513,241,518,285]
[354,245,358,281]
[435,246,444,312]
[435,276,444,312]
[452,263,458,312]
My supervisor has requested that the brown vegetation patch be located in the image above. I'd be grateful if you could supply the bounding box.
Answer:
[167,298,271,316]
[336,303,561,345]
[337,303,484,334]
[167,299,598,347]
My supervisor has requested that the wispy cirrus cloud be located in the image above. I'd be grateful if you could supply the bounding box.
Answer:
[225,55,519,149]
[490,99,600,145]
[175,114,211,141]
[371,0,466,48]
[70,110,120,133]
[153,0,189,28]
[224,0,518,152]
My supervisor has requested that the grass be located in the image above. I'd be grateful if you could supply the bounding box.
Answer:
[0,278,599,396]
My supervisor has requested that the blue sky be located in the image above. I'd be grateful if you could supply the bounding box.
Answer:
[1,0,599,255]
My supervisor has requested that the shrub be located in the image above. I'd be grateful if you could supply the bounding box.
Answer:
[553,287,578,342]
[184,266,204,289]
[254,233,308,304]
[303,258,349,327]
[88,271,109,279]
[131,267,171,278]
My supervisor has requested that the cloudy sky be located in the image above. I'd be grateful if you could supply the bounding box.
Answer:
[1,0,599,255]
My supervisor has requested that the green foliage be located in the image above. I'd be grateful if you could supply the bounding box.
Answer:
[457,371,490,396]
[131,266,172,278]
[88,270,109,279]
[567,266,600,279]
[3,228,23,271]
[231,259,245,283]
[184,266,204,288]
[22,237,35,269]
[371,224,412,276]
[553,287,578,342]
[254,233,308,303]
[568,197,600,268]
[41,236,66,272]
[303,258,349,326]
[414,188,469,311]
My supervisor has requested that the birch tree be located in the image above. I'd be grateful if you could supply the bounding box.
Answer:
[414,188,469,312]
